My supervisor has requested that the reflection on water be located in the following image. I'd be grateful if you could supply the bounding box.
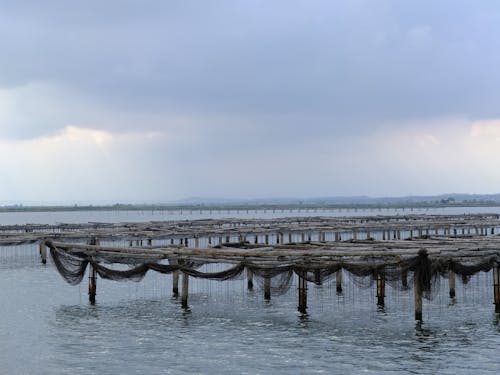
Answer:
[1,263,497,374]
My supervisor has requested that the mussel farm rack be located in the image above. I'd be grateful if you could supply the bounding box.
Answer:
[4,213,500,322]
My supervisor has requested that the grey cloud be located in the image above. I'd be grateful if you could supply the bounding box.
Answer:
[1,0,500,140]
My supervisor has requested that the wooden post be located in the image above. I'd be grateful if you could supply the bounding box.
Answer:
[147,238,152,246]
[377,273,385,306]
[288,233,292,243]
[449,270,456,298]
[39,240,47,264]
[181,272,189,308]
[314,269,322,285]
[336,269,343,293]
[494,266,500,313]
[247,268,254,290]
[265,234,269,245]
[298,272,308,314]
[264,277,271,301]
[88,237,98,304]
[172,260,179,297]
[414,274,423,321]
[88,261,97,304]
[401,270,408,289]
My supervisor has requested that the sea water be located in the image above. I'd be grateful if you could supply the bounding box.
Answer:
[1,209,500,374]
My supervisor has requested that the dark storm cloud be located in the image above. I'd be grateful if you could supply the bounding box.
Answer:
[1,0,500,139]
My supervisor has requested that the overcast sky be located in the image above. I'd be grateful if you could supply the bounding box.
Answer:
[1,0,500,204]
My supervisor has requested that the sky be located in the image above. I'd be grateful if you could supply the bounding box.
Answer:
[1,0,500,204]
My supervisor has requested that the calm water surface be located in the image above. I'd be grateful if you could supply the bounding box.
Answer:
[1,209,500,374]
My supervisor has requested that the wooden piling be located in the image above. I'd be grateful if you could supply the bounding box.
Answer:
[414,275,423,321]
[494,266,500,313]
[376,273,385,306]
[401,270,408,289]
[264,277,271,301]
[335,269,343,293]
[88,238,98,304]
[172,260,179,297]
[247,269,254,290]
[181,271,189,308]
[298,272,308,314]
[39,240,47,264]
[88,262,97,304]
[314,269,322,285]
[449,270,456,298]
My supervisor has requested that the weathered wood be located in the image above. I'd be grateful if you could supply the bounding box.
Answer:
[336,270,343,293]
[494,266,500,313]
[171,259,179,297]
[181,271,189,308]
[314,269,322,285]
[88,262,97,304]
[247,269,254,290]
[449,270,456,298]
[298,272,308,314]
[39,240,47,264]
[264,277,271,300]
[414,274,423,321]
[377,273,385,306]
[401,270,408,288]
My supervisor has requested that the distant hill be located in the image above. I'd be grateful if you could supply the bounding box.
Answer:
[2,193,500,211]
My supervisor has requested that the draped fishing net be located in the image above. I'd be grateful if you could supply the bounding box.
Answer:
[48,243,500,300]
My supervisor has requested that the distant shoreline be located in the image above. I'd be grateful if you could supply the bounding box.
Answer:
[2,201,500,213]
